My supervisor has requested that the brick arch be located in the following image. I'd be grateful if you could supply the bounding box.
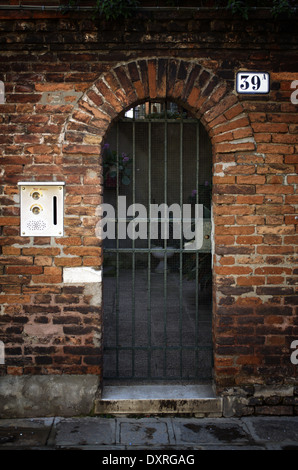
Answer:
[63,57,255,156]
[61,58,257,390]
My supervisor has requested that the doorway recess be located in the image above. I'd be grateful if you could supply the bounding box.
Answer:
[102,101,213,402]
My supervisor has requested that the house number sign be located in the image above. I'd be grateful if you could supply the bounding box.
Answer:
[236,72,270,94]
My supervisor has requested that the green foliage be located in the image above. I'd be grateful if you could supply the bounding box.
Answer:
[183,253,212,287]
[92,0,139,20]
[226,0,249,19]
[63,0,139,20]
[163,0,296,19]
[63,0,296,21]
[226,0,295,18]
[102,143,132,186]
[271,0,295,18]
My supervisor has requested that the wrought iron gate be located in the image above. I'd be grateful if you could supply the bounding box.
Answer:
[103,101,213,382]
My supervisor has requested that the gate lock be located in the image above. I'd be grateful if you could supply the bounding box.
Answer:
[18,182,65,237]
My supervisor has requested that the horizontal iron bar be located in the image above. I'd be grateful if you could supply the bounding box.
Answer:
[0,5,277,12]
[104,248,211,253]
[121,118,199,123]
[105,345,212,351]
[105,376,213,381]
[102,218,204,222]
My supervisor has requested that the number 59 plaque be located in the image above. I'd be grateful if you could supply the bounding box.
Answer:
[236,72,270,94]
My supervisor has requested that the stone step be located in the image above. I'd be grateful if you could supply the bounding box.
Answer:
[94,384,223,416]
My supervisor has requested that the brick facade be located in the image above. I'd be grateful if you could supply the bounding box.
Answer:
[0,4,297,416]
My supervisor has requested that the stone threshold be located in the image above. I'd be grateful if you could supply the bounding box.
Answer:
[94,382,223,416]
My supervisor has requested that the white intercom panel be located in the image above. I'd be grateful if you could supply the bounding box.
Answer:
[18,182,65,237]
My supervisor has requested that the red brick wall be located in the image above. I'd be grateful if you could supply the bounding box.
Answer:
[0,9,297,399]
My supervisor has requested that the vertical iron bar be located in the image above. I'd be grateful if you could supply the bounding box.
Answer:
[116,122,120,378]
[147,116,152,378]
[132,117,136,378]
[179,114,183,378]
[163,102,168,378]
[195,120,200,378]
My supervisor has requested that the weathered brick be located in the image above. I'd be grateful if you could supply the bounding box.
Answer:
[205,94,238,123]
[54,257,82,267]
[215,266,252,275]
[257,143,294,154]
[22,247,60,256]
[95,80,123,114]
[0,256,33,265]
[237,175,265,184]
[252,123,288,133]
[215,141,256,153]
[237,276,266,286]
[6,266,43,275]
[147,59,157,99]
[114,65,137,103]
[215,184,256,195]
[182,64,202,100]
[256,184,294,194]
[31,267,62,284]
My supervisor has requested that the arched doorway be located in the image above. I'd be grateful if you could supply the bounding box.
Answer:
[102,100,213,383]
[62,57,255,395]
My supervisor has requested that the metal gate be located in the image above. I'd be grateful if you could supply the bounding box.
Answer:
[103,101,213,382]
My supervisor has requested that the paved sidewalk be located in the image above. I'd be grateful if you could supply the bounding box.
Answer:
[0,416,297,451]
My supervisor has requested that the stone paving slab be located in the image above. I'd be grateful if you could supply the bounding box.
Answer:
[242,417,298,449]
[0,416,297,450]
[118,418,174,447]
[54,417,116,447]
[172,417,255,447]
[0,417,54,448]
